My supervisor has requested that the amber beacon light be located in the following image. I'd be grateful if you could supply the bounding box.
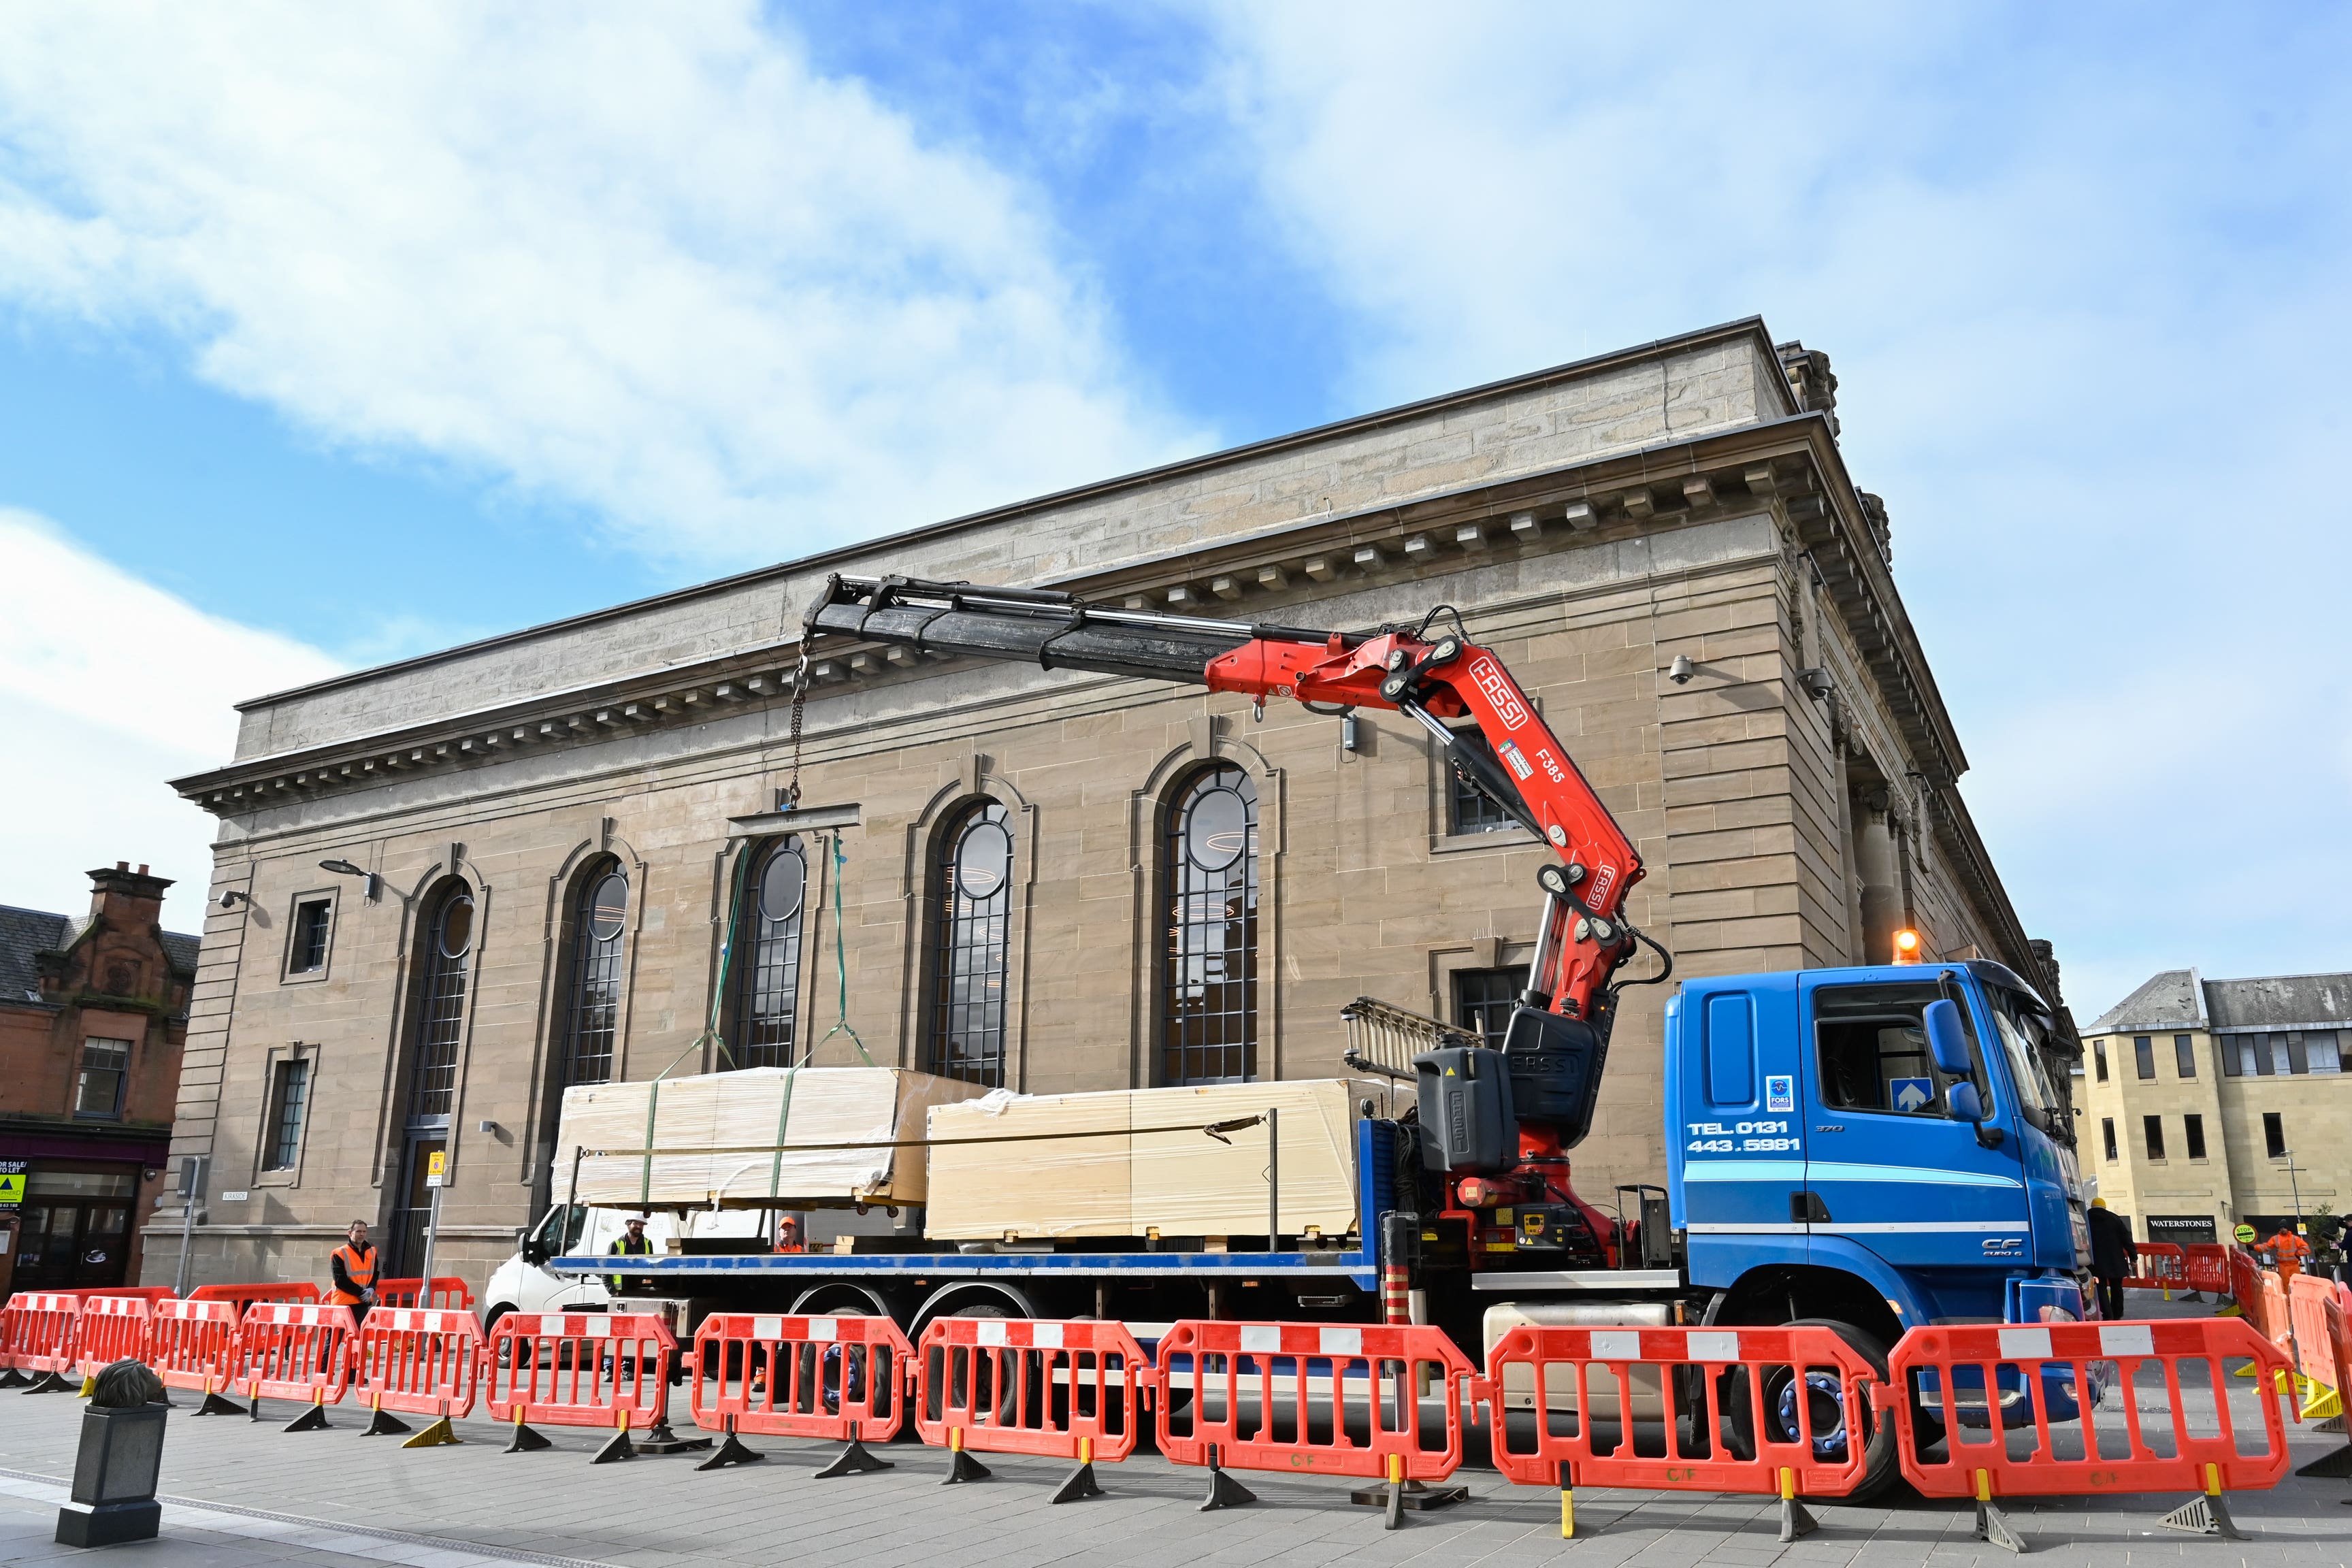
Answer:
[1891,928,1923,964]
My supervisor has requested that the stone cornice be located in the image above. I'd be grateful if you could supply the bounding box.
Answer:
[171,411,1959,825]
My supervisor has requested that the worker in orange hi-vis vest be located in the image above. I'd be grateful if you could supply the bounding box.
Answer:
[2266,1225,2310,1284]
[325,1220,380,1326]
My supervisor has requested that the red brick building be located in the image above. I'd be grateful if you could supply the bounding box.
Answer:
[0,864,197,1299]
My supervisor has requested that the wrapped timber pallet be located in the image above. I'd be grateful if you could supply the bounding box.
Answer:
[925,1079,1362,1241]
[555,1067,985,1209]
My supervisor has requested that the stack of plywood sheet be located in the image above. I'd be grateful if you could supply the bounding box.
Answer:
[555,1067,985,1209]
[925,1079,1362,1241]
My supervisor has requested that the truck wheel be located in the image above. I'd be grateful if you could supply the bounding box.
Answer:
[1718,1318,1898,1501]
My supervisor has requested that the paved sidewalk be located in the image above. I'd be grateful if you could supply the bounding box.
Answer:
[0,1384,2345,1568]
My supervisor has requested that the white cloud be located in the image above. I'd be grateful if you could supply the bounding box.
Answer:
[1204,6,2352,1019]
[0,4,1201,568]
[0,511,340,932]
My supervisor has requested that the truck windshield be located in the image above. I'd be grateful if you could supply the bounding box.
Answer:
[1983,985,2059,1132]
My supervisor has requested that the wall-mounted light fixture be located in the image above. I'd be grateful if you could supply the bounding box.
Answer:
[318,860,382,902]
[216,889,249,909]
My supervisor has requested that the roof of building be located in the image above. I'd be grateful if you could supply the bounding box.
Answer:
[0,901,199,1004]
[2202,972,2352,1032]
[2087,968,2206,1034]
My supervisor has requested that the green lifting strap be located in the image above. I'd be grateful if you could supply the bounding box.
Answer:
[766,1066,798,1203]
[639,1079,659,1207]
[814,834,875,1068]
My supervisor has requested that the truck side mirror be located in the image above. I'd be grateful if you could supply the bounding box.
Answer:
[1923,998,1972,1077]
[1945,1080,1985,1122]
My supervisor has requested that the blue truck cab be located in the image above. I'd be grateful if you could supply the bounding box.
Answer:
[1666,960,2089,1345]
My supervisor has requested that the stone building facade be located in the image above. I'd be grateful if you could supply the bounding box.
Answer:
[1,864,197,1299]
[2072,968,2349,1249]
[155,318,2059,1294]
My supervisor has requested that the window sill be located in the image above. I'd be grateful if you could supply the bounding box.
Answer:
[279,969,331,987]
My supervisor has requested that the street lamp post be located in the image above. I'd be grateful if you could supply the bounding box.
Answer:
[2281,1149,2306,1236]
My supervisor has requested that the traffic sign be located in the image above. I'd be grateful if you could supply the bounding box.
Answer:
[1891,1077,1933,1114]
[425,1150,446,1189]
[2234,1222,2256,1245]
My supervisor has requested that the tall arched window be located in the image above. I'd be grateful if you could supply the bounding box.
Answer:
[559,861,628,1085]
[926,802,1013,1085]
[733,836,808,1069]
[1162,766,1258,1085]
[406,883,475,1124]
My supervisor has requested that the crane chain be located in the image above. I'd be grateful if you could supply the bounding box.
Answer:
[783,647,812,809]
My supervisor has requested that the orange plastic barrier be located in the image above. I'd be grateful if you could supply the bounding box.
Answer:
[82,1287,177,1305]
[1486,1323,1876,1496]
[2257,1271,2293,1360]
[2296,1288,2352,1479]
[1156,1319,1473,1521]
[233,1301,358,1429]
[2287,1274,2342,1390]
[689,1313,913,1474]
[485,1311,680,1462]
[375,1277,474,1310]
[913,1316,1152,1499]
[73,1293,155,1379]
[349,1307,483,1443]
[188,1281,320,1310]
[2229,1248,2264,1320]
[151,1298,246,1413]
[2,1292,84,1390]
[2125,1243,2185,1293]
[1886,1317,2293,1546]
[2181,1245,2231,1296]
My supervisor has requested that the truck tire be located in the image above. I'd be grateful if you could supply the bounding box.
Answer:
[1718,1317,1898,1501]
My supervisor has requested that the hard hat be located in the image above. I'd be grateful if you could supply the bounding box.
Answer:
[2090,1197,2107,1208]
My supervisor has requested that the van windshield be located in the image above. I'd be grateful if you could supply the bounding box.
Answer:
[534,1203,589,1254]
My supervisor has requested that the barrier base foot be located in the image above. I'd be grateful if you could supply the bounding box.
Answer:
[362,1407,414,1437]
[193,1392,247,1418]
[591,1427,636,1465]
[696,1431,764,1471]
[2296,1446,2352,1480]
[942,1449,992,1486]
[2312,1414,2345,1435]
[0,1369,26,1390]
[400,1416,461,1449]
[1199,1466,1257,1512]
[283,1403,331,1433]
[77,1375,95,1399]
[632,1421,710,1454]
[504,1422,554,1454]
[2158,1492,2243,1539]
[1778,1497,1818,1544]
[1049,1460,1101,1503]
[20,1372,72,1395]
[814,1439,893,1479]
[1974,1499,2027,1554]
[1348,1481,1467,1514]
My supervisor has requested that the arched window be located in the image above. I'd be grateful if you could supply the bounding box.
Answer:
[732,836,808,1070]
[405,883,475,1124]
[559,862,629,1085]
[1162,765,1258,1085]
[926,802,1013,1085]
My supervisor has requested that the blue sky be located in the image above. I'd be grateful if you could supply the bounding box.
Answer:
[1,3,2347,1021]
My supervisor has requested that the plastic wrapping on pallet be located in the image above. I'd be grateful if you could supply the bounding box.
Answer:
[925,1079,1362,1240]
[554,1067,985,1208]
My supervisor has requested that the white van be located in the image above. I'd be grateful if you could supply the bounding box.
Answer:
[484,1205,768,1327]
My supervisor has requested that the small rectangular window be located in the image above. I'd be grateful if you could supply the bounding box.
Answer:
[2183,1113,2206,1160]
[2133,1036,2155,1080]
[2174,1034,2195,1079]
[1813,981,1975,1117]
[2268,1036,2289,1076]
[2308,1031,2342,1073]
[2220,1036,2244,1077]
[1452,966,1528,1049]
[2263,1112,2286,1160]
[287,899,332,975]
[1444,726,1521,836]
[2142,1114,2165,1161]
[73,1039,130,1120]
[2102,1117,2117,1162]
[1703,992,1757,1106]
[2286,1033,2308,1075]
[2093,1041,2108,1081]
[263,1058,310,1171]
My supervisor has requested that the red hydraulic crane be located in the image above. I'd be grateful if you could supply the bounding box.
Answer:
[802,574,1670,1256]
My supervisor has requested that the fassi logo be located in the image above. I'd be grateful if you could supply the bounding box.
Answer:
[1468,656,1530,730]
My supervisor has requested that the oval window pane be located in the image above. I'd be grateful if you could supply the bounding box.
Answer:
[1184,787,1250,872]
[954,819,1013,900]
[588,873,629,943]
[759,843,806,924]
[437,895,474,958]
